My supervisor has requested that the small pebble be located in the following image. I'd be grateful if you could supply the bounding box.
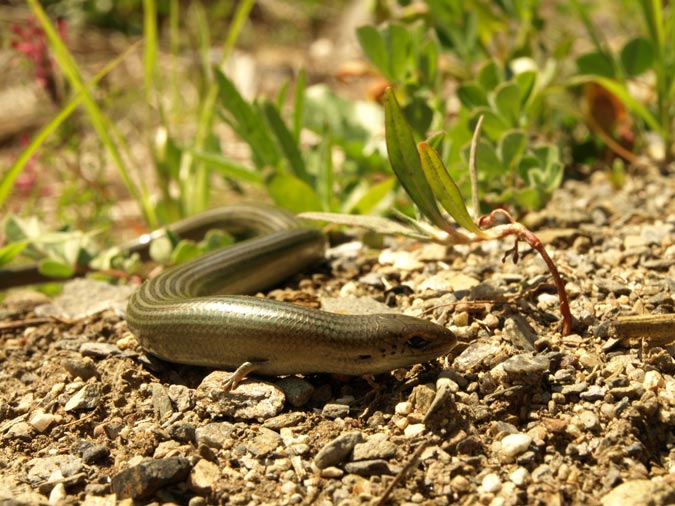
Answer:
[481,473,502,493]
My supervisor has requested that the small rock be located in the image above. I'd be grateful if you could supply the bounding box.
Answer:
[561,381,588,397]
[188,459,220,495]
[510,467,530,487]
[453,342,502,373]
[195,371,285,421]
[580,384,607,401]
[195,422,235,449]
[167,422,195,443]
[600,479,675,506]
[499,433,532,462]
[394,401,412,416]
[62,357,98,380]
[319,466,344,479]
[149,383,173,419]
[79,342,121,358]
[644,370,665,391]
[275,377,314,407]
[29,410,57,433]
[609,383,645,400]
[64,383,101,412]
[481,472,502,493]
[110,457,191,500]
[502,354,549,384]
[321,403,350,419]
[314,431,363,469]
[262,412,305,430]
[451,475,471,493]
[244,427,281,457]
[343,459,395,476]
[352,434,397,461]
[403,424,426,438]
[167,385,194,412]
[48,483,66,504]
[80,443,110,465]
[579,411,600,432]
[26,455,83,485]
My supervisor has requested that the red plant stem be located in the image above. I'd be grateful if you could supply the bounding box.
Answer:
[479,210,573,336]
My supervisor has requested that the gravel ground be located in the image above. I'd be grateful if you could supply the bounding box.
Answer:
[1,167,675,505]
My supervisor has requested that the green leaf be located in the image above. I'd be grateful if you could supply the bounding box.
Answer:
[457,82,489,108]
[186,149,262,184]
[299,212,429,240]
[171,240,201,264]
[515,71,537,106]
[267,174,322,213]
[426,131,446,151]
[350,177,396,214]
[356,25,390,79]
[418,37,439,85]
[499,130,528,170]
[387,24,412,80]
[418,143,487,236]
[0,241,28,267]
[620,37,655,76]
[214,69,280,168]
[478,61,502,91]
[262,101,309,183]
[494,82,521,125]
[576,52,615,78]
[403,97,434,136]
[293,68,306,140]
[38,258,74,278]
[473,140,503,177]
[469,108,510,140]
[383,88,450,232]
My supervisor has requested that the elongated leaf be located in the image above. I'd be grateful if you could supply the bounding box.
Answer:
[262,101,309,183]
[38,258,74,278]
[567,75,662,133]
[299,212,429,240]
[418,142,487,236]
[351,177,396,214]
[384,88,451,232]
[186,150,262,184]
[214,69,280,168]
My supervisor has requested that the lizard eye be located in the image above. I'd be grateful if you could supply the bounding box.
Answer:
[406,335,431,349]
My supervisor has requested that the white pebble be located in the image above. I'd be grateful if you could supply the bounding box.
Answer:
[509,467,530,487]
[644,370,664,391]
[500,433,532,460]
[403,423,426,438]
[394,401,413,415]
[481,472,502,493]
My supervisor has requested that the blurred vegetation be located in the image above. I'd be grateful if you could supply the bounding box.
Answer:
[1,0,673,277]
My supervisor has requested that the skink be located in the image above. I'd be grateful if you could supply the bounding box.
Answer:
[124,205,456,389]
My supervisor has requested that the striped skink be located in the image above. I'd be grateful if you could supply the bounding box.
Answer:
[124,205,456,389]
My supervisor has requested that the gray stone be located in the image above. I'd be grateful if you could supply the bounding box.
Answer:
[110,457,191,500]
[195,371,285,421]
[262,412,305,430]
[64,383,101,412]
[62,357,98,380]
[167,384,194,412]
[275,377,314,407]
[580,384,607,401]
[244,427,282,457]
[502,354,550,384]
[343,459,395,476]
[149,383,173,419]
[321,403,350,419]
[79,342,121,358]
[314,431,363,469]
[26,455,83,485]
[352,434,397,461]
[195,422,234,449]
[167,422,195,443]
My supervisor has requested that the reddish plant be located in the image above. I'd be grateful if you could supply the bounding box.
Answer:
[10,17,67,105]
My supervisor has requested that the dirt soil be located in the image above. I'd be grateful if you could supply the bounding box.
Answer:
[1,167,675,505]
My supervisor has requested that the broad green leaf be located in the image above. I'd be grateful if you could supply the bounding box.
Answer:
[469,108,510,140]
[387,24,412,80]
[356,25,390,79]
[513,187,544,211]
[38,258,74,278]
[620,37,655,76]
[473,140,503,177]
[515,71,537,106]
[384,88,450,233]
[499,130,528,170]
[576,52,615,78]
[457,82,489,108]
[567,75,662,134]
[418,37,439,85]
[418,142,486,236]
[478,61,502,91]
[267,174,322,213]
[0,241,28,267]
[262,101,309,183]
[494,82,521,125]
[403,97,433,136]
